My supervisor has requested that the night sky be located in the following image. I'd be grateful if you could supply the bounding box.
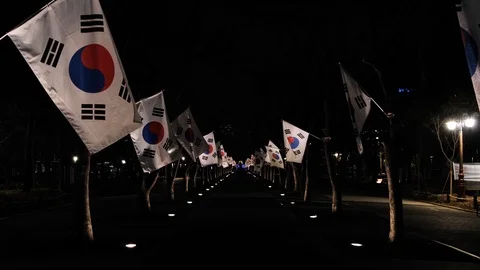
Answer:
[0,0,474,161]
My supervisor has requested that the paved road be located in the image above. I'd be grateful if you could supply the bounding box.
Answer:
[339,195,480,257]
[1,171,479,269]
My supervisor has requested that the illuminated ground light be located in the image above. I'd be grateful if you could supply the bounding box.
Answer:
[268,185,272,188]
[187,201,193,204]
[290,201,295,205]
[309,215,317,219]
[211,186,214,188]
[125,243,136,249]
[206,188,210,191]
[168,213,175,217]
[280,193,285,196]
[351,243,363,247]
[198,193,203,196]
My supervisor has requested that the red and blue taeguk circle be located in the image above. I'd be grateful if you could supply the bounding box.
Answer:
[142,121,164,145]
[69,44,115,93]
[287,136,300,149]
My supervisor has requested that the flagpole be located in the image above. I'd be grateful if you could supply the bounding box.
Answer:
[0,0,57,42]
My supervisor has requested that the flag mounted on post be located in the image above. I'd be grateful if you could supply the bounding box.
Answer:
[199,131,218,167]
[7,0,142,154]
[282,120,309,163]
[339,64,371,154]
[130,91,181,172]
[265,146,284,169]
[456,0,480,111]
[171,107,208,160]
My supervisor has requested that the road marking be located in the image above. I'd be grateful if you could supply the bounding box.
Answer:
[431,239,480,260]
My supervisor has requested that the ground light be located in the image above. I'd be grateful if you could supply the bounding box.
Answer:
[187,201,193,204]
[309,215,317,219]
[351,243,363,247]
[125,243,136,249]
[168,213,175,217]
[290,201,295,205]
[268,185,272,188]
[280,193,285,196]
[198,193,203,196]
[206,188,210,191]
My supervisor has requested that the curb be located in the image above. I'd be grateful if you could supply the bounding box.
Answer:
[419,200,477,214]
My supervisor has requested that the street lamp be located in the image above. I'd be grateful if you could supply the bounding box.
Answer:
[446,117,475,199]
[72,156,78,163]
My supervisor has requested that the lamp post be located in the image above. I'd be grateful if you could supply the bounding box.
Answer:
[446,117,475,199]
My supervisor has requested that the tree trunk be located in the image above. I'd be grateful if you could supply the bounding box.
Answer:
[139,172,159,212]
[185,161,193,193]
[303,145,311,203]
[82,152,94,242]
[169,161,180,201]
[292,163,299,192]
[193,163,199,189]
[383,140,404,243]
[324,139,341,213]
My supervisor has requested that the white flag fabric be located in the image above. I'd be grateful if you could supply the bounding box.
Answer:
[265,146,284,169]
[171,107,208,160]
[199,131,218,167]
[457,1,480,111]
[340,64,371,154]
[8,0,141,154]
[268,140,279,150]
[130,92,181,172]
[282,120,309,163]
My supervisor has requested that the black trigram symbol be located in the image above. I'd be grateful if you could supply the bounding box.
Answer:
[343,83,348,92]
[207,138,213,143]
[278,160,283,164]
[297,133,305,139]
[354,95,367,109]
[81,104,105,120]
[268,149,272,152]
[118,79,131,103]
[212,152,217,158]
[194,137,201,146]
[187,118,192,125]
[285,148,290,153]
[142,148,155,158]
[163,138,172,150]
[293,150,301,155]
[40,38,64,68]
[152,107,164,117]
[284,129,291,135]
[202,156,208,160]
[176,126,183,136]
[140,117,144,122]
[80,14,104,33]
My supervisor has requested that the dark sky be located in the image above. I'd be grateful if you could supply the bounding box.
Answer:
[0,0,473,160]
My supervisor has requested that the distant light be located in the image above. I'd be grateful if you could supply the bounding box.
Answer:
[211,186,214,188]
[72,156,78,163]
[121,159,126,164]
[280,193,285,196]
[187,201,193,204]
[465,118,475,128]
[290,201,295,205]
[446,121,457,130]
[309,215,317,219]
[198,193,203,196]
[351,243,363,247]
[375,137,379,140]
[206,188,210,191]
[168,213,175,217]
[125,243,136,248]
[268,185,272,188]
[376,178,383,184]
[181,156,185,161]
